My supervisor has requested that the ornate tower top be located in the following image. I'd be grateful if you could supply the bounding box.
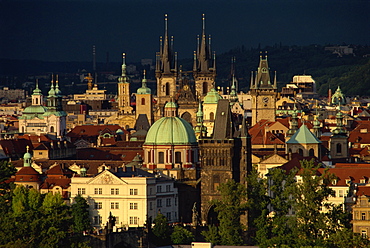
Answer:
[119,53,129,84]
[251,52,277,90]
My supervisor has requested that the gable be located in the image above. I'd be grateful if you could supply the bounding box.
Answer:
[261,154,289,164]
[269,122,289,133]
[87,170,127,185]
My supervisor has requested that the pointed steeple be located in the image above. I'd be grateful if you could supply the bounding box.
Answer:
[160,14,173,74]
[287,103,299,137]
[197,14,211,73]
[54,74,62,97]
[194,99,207,139]
[229,57,238,103]
[48,74,56,97]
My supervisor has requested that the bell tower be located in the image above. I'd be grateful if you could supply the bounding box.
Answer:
[250,53,277,126]
[118,53,133,114]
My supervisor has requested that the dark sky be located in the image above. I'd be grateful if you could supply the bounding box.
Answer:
[1,0,369,63]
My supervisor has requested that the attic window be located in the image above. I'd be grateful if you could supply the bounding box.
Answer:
[360,129,367,133]
[345,179,351,185]
[360,179,366,184]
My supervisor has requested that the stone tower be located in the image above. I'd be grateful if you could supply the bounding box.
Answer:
[136,71,153,124]
[250,53,277,126]
[118,53,133,114]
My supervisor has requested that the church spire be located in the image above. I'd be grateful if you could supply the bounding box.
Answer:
[160,14,173,74]
[197,14,211,73]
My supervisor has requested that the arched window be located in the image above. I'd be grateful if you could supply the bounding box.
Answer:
[50,126,54,133]
[337,143,342,154]
[309,148,315,157]
[165,82,170,96]
[298,148,303,156]
[210,112,214,121]
[141,98,145,105]
[35,98,38,105]
[181,112,192,125]
[203,82,208,95]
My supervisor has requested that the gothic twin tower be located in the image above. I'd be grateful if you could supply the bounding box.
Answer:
[154,14,216,122]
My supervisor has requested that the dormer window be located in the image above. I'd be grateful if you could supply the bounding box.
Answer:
[360,179,366,184]
[345,179,351,185]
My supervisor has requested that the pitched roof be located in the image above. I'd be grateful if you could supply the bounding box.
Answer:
[286,124,321,144]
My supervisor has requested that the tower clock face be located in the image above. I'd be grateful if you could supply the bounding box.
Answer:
[262,97,269,103]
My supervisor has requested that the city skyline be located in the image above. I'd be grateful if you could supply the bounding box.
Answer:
[1,0,369,63]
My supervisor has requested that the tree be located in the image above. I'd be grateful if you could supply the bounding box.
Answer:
[0,161,16,214]
[214,179,247,245]
[201,224,221,245]
[71,195,91,234]
[152,213,170,246]
[246,166,269,244]
[255,167,296,247]
[290,159,336,247]
[170,225,195,244]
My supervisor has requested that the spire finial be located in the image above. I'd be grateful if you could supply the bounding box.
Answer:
[26,145,29,153]
[202,13,205,33]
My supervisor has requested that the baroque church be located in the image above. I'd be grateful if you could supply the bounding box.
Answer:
[18,75,67,139]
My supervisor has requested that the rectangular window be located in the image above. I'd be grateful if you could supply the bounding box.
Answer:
[362,230,367,238]
[94,216,102,225]
[149,188,152,195]
[175,152,181,163]
[339,190,344,197]
[159,152,164,163]
[111,202,119,209]
[150,202,153,210]
[94,202,102,209]
[130,203,138,210]
[94,188,102,195]
[115,217,119,225]
[129,216,138,225]
[78,188,86,195]
[111,188,119,195]
[157,186,162,193]
[157,199,162,207]
[166,185,171,192]
[166,198,171,207]
[166,212,171,221]
[130,189,138,195]
[362,212,366,220]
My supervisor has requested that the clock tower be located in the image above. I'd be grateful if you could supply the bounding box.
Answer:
[250,53,277,126]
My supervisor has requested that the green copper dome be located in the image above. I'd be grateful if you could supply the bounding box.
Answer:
[137,77,151,95]
[165,101,178,108]
[204,88,222,104]
[21,105,48,119]
[144,117,197,145]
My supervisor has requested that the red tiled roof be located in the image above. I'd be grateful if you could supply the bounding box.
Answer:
[16,166,39,176]
[67,125,127,138]
[356,186,370,197]
[40,178,71,189]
